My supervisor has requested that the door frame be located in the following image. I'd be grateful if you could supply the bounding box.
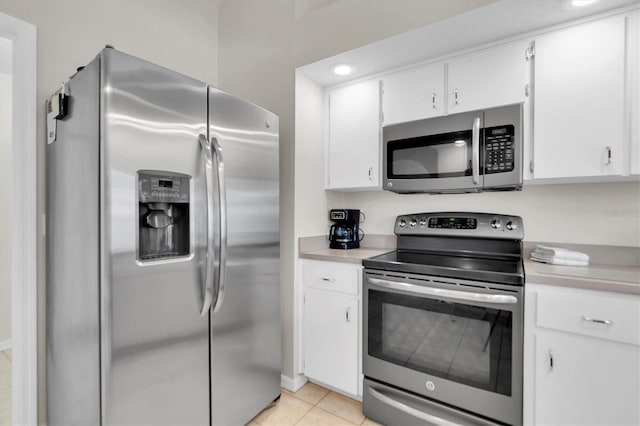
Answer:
[0,11,37,426]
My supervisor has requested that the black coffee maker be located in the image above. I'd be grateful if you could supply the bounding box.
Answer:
[329,209,361,249]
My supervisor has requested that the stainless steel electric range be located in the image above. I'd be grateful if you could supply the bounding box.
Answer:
[362,212,524,426]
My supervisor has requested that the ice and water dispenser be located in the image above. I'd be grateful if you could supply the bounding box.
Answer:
[138,171,190,261]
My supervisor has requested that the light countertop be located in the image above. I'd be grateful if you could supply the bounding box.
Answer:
[298,234,395,265]
[523,242,640,295]
[299,236,640,295]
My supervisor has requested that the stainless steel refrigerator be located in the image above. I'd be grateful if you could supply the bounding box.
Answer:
[46,48,281,425]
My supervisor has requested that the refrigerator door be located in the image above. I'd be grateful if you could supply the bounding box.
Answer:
[100,49,210,425]
[208,88,281,425]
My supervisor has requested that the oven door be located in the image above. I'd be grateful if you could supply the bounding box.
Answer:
[383,110,484,193]
[363,269,523,426]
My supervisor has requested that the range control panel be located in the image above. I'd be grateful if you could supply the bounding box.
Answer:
[428,216,477,230]
[484,125,515,174]
[395,212,524,240]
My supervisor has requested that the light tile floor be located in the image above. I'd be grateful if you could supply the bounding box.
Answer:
[0,363,380,426]
[249,382,381,426]
[0,350,11,426]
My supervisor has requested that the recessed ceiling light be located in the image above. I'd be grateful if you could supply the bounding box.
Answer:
[562,0,598,9]
[332,64,355,76]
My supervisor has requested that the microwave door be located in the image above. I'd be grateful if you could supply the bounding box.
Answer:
[383,111,484,193]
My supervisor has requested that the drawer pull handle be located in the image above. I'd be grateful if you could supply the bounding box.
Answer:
[320,277,335,283]
[549,349,554,371]
[583,316,612,325]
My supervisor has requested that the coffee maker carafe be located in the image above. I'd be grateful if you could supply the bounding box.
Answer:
[329,209,361,250]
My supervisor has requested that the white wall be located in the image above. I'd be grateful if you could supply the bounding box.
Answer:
[217,0,494,380]
[0,1,219,422]
[0,36,11,345]
[344,183,640,247]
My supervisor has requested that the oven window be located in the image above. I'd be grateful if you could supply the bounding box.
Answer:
[387,130,472,178]
[368,289,512,396]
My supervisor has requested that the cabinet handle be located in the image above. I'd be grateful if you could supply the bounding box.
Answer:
[432,92,437,109]
[549,349,554,371]
[320,277,335,283]
[454,89,459,105]
[345,307,351,322]
[583,316,612,325]
[368,166,373,181]
[605,146,612,165]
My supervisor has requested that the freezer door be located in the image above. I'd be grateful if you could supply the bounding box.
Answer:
[100,49,210,425]
[208,88,281,425]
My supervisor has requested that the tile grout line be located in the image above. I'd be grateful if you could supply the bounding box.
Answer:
[292,401,317,425]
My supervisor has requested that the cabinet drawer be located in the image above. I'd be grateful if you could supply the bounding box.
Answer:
[536,289,640,346]
[303,261,360,295]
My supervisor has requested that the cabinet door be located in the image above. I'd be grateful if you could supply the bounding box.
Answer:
[631,11,640,176]
[381,63,445,126]
[327,79,381,190]
[533,15,626,179]
[534,331,640,426]
[303,288,359,395]
[447,39,529,114]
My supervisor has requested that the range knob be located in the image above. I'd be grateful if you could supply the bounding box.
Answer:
[398,218,407,228]
[506,221,517,231]
[419,217,427,226]
[409,219,417,227]
[490,219,502,229]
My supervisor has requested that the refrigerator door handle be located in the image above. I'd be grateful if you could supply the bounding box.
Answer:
[199,134,215,316]
[210,136,227,313]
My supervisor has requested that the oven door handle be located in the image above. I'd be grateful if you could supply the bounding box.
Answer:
[368,277,518,305]
[368,386,459,426]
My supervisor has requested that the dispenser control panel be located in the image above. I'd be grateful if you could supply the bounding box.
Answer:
[137,171,191,261]
[139,173,190,203]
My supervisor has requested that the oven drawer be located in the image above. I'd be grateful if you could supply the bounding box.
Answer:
[536,287,640,346]
[303,260,361,295]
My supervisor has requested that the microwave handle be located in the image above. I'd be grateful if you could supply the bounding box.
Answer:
[472,117,480,185]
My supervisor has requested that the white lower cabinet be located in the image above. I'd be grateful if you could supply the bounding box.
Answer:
[524,284,640,425]
[302,260,362,397]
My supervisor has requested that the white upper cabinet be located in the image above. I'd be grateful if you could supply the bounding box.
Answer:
[447,39,530,114]
[327,79,381,190]
[533,15,626,179]
[381,63,445,126]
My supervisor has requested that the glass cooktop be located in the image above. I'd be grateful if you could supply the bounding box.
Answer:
[363,250,524,286]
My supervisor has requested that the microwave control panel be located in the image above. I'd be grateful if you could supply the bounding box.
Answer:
[484,125,515,174]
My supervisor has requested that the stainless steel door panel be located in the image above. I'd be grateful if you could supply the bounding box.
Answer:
[47,57,101,426]
[208,88,281,425]
[363,379,502,426]
[101,49,209,425]
[383,110,484,193]
[363,270,523,426]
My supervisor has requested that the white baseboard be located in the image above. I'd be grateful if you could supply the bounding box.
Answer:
[281,374,308,392]
[0,339,11,352]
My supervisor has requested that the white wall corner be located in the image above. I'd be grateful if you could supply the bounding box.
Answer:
[0,339,11,352]
[281,374,308,392]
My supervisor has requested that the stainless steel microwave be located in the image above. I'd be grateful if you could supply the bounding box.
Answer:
[383,104,523,194]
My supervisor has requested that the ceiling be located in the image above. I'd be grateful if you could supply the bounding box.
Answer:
[298,0,639,87]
